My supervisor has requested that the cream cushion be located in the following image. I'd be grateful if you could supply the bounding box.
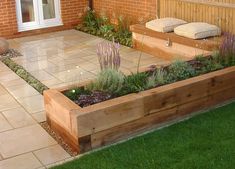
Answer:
[146,18,187,33]
[174,22,221,39]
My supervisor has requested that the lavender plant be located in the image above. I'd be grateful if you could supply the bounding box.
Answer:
[97,40,121,70]
[86,68,124,95]
[219,33,235,66]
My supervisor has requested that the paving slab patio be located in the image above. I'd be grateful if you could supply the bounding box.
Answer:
[0,30,170,168]
[9,30,170,88]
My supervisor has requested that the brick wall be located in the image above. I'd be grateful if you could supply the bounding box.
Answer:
[93,0,157,24]
[0,0,87,39]
[0,0,18,38]
[0,0,157,39]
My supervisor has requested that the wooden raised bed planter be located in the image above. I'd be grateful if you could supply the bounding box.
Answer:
[44,66,235,153]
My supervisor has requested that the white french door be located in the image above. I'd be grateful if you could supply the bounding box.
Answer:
[16,0,62,32]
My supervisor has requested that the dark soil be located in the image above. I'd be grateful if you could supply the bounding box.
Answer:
[75,91,112,107]
[65,56,218,108]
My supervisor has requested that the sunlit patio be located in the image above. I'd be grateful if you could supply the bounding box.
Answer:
[0,0,234,168]
[9,30,169,89]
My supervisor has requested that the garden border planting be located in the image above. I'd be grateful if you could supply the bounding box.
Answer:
[1,57,48,94]
[44,66,235,153]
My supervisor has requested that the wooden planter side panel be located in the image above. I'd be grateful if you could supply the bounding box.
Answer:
[141,67,235,115]
[74,94,145,138]
[76,67,235,150]
[44,89,78,134]
[90,85,235,149]
[44,89,80,152]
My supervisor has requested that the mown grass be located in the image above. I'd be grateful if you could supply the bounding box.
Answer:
[52,101,235,169]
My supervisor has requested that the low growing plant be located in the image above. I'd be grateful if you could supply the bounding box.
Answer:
[120,72,149,95]
[146,68,167,89]
[2,58,48,94]
[194,53,224,74]
[87,69,124,95]
[77,9,132,47]
[168,60,196,82]
[100,25,115,41]
[77,9,99,35]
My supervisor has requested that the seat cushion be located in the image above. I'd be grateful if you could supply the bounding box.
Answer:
[146,18,187,33]
[174,22,221,39]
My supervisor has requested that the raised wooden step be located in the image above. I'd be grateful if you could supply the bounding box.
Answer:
[130,24,221,60]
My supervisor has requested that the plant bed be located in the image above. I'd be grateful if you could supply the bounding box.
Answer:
[45,33,235,153]
[1,57,48,94]
[76,9,132,47]
[44,65,235,153]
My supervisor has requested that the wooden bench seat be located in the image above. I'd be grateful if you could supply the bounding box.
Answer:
[130,24,222,60]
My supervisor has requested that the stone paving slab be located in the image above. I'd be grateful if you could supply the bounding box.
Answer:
[0,153,43,169]
[0,124,56,158]
[33,145,70,166]
[2,107,36,128]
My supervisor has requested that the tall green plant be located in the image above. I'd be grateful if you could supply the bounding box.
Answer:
[77,9,100,35]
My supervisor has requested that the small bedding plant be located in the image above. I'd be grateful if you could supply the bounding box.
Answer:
[64,33,235,108]
[76,8,132,47]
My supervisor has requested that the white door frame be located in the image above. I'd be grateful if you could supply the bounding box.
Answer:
[16,0,63,32]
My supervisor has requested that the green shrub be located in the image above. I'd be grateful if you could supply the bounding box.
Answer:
[100,25,115,40]
[146,68,167,89]
[114,16,132,47]
[168,60,196,82]
[76,10,132,47]
[77,9,100,35]
[155,68,168,85]
[120,72,148,95]
[87,69,124,95]
[195,53,224,74]
[146,75,156,89]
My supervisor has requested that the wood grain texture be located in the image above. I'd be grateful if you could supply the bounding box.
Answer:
[131,24,220,50]
[44,89,78,134]
[47,116,79,153]
[160,0,235,34]
[131,24,218,60]
[45,66,235,154]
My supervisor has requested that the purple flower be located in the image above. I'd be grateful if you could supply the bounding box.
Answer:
[220,32,235,61]
[96,40,121,70]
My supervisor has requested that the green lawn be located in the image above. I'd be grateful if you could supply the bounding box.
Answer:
[53,102,235,169]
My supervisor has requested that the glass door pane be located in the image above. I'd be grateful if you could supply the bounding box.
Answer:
[16,0,62,31]
[20,0,35,23]
[42,0,56,19]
